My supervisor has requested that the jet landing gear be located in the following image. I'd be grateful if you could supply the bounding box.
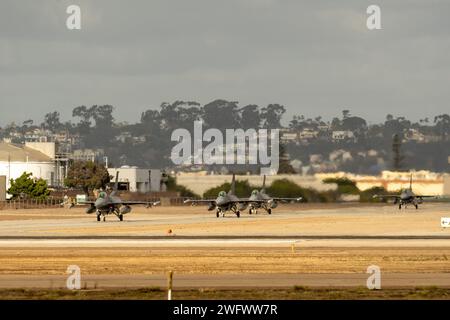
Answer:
[96,211,105,222]
[113,209,124,221]
[216,208,240,218]
[249,208,258,215]
[398,203,419,210]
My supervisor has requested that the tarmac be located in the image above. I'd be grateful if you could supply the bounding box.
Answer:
[0,203,448,290]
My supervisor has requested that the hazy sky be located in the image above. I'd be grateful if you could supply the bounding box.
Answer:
[1,0,449,126]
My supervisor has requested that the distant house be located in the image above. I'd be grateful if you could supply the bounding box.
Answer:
[280,132,298,143]
[405,129,426,142]
[299,128,318,141]
[332,130,355,142]
[71,148,105,162]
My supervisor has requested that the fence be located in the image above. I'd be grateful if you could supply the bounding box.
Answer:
[0,198,64,210]
[0,197,191,210]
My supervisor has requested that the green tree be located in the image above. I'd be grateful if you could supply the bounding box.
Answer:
[7,172,50,200]
[278,144,296,174]
[203,99,241,131]
[64,161,111,195]
[203,179,254,199]
[266,179,337,202]
[240,104,261,129]
[165,175,200,198]
[42,111,62,132]
[323,178,359,195]
[261,104,286,128]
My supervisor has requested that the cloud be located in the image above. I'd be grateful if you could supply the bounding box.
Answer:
[0,0,449,126]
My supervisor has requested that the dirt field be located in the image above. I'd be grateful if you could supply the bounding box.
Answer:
[0,247,449,275]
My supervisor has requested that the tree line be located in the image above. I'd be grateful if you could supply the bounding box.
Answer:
[1,100,450,173]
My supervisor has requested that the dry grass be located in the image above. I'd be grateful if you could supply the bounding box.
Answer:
[0,247,449,275]
[0,287,449,300]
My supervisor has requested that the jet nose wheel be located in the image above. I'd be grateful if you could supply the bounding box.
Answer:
[216,210,220,218]
[119,214,123,221]
[236,211,240,218]
[268,209,272,215]
[96,215,101,222]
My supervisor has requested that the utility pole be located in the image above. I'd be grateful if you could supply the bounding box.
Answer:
[392,133,404,171]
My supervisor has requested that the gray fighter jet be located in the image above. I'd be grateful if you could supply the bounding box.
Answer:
[82,172,160,221]
[373,175,437,209]
[184,174,263,218]
[247,175,302,215]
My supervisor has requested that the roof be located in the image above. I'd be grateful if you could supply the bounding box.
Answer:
[0,143,53,162]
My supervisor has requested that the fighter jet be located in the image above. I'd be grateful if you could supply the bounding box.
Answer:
[373,175,437,209]
[184,174,264,218]
[82,172,160,221]
[247,175,302,215]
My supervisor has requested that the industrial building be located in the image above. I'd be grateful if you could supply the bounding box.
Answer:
[107,166,162,193]
[0,142,58,190]
[0,176,6,201]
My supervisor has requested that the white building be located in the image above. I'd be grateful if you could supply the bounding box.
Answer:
[0,142,56,189]
[332,130,355,141]
[108,166,161,192]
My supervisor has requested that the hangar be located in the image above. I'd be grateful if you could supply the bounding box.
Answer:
[0,142,57,190]
[107,166,162,193]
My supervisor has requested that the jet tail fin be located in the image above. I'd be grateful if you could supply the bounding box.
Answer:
[229,173,236,195]
[110,171,119,196]
[410,174,413,190]
[261,175,266,193]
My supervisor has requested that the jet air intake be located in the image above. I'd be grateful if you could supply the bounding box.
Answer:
[268,200,278,209]
[120,205,132,214]
[207,202,217,211]
[238,203,248,211]
[86,205,96,214]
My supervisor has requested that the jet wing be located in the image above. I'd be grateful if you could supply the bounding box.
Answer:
[236,199,268,203]
[78,201,96,205]
[271,197,302,202]
[415,195,438,199]
[184,199,217,204]
[120,200,161,207]
[372,195,400,199]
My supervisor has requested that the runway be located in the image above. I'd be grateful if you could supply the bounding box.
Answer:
[0,238,450,248]
[0,273,449,289]
[0,203,448,291]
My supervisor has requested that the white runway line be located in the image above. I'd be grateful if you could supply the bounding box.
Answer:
[0,238,449,247]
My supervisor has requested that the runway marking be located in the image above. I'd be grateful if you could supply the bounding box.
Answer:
[0,238,449,248]
[0,273,449,289]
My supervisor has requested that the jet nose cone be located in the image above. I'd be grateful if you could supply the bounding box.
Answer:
[94,199,102,207]
[216,197,226,206]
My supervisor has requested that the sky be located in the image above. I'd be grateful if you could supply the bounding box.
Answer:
[1,0,449,126]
